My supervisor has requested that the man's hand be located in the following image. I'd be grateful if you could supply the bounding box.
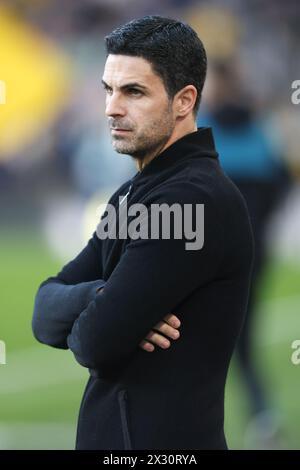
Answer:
[139,314,181,352]
[97,288,180,353]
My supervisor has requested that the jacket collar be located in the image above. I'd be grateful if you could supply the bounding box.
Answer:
[130,127,218,187]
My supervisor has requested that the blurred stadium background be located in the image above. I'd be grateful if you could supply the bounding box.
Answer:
[0,0,299,450]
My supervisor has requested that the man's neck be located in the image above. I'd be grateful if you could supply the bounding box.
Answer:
[136,121,197,172]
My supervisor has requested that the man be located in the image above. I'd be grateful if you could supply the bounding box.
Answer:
[32,16,253,450]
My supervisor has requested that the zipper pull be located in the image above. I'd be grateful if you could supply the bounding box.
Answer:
[119,183,133,206]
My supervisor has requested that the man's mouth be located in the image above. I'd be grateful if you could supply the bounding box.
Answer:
[111,128,132,134]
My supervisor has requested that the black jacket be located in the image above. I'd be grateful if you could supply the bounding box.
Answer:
[32,128,253,450]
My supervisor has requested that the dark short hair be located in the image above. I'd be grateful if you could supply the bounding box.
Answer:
[105,15,207,116]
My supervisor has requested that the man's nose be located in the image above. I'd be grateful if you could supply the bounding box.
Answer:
[105,93,126,118]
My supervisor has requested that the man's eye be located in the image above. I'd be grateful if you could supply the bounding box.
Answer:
[105,88,113,95]
[128,88,142,96]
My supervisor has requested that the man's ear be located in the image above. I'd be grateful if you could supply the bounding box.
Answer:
[174,85,198,118]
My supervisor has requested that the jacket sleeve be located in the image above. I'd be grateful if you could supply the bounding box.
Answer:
[67,184,224,372]
[32,231,106,349]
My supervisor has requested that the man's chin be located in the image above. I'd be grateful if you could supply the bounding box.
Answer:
[112,140,137,156]
[114,145,141,158]
[113,143,132,154]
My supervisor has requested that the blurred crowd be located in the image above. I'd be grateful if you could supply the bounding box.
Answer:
[1,1,299,240]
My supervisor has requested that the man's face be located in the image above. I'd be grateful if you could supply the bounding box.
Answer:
[102,54,175,162]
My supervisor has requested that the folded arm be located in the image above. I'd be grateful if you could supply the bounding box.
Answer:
[32,232,105,349]
[67,185,223,372]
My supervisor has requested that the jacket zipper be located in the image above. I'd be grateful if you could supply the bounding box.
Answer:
[119,183,133,206]
[118,390,133,450]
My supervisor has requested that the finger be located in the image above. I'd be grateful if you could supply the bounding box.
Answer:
[145,331,170,349]
[139,340,155,352]
[163,313,181,328]
[152,321,180,340]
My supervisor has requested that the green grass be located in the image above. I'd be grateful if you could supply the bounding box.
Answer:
[0,231,61,352]
[0,230,300,449]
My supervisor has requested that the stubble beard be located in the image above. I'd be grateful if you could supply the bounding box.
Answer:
[111,105,175,163]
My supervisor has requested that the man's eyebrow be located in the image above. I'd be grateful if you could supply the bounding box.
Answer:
[101,79,148,91]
